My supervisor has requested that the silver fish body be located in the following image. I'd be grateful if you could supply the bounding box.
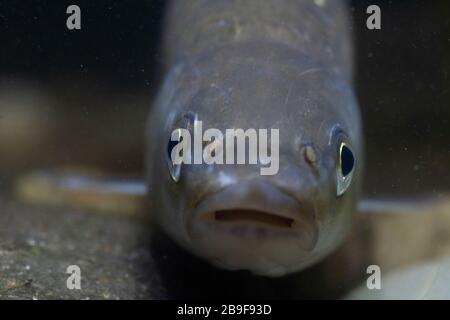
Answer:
[146,0,362,276]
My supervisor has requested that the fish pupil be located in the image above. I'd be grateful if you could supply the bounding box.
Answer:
[341,145,354,177]
[167,138,180,159]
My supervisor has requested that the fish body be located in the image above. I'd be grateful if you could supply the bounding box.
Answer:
[146,0,362,276]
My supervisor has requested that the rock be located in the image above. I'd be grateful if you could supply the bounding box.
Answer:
[0,196,166,299]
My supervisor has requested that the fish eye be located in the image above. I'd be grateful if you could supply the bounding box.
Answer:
[336,141,355,196]
[167,129,182,183]
[166,112,197,183]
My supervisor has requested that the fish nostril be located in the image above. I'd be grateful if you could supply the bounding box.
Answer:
[304,145,318,164]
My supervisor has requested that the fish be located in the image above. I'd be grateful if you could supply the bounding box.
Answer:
[145,0,362,276]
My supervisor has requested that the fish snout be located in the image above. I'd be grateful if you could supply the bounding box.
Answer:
[186,182,319,276]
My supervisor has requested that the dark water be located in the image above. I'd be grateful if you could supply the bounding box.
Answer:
[352,0,450,197]
[0,0,448,195]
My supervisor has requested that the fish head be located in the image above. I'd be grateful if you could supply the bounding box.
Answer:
[146,43,362,276]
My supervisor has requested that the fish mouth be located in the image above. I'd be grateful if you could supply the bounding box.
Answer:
[213,209,295,229]
[188,182,318,250]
